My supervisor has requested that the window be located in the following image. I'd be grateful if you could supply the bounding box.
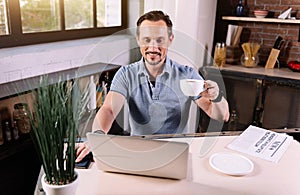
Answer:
[0,0,9,35]
[0,0,127,48]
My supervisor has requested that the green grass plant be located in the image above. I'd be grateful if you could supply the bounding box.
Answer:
[29,76,88,185]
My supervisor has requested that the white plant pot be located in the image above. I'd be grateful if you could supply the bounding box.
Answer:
[41,172,79,195]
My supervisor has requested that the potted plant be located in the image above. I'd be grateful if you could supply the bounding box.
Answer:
[28,76,88,195]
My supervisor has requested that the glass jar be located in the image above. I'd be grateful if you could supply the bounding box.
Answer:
[240,53,259,68]
[13,103,31,134]
[214,42,226,67]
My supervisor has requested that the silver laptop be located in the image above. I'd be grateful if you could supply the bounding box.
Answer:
[86,133,189,179]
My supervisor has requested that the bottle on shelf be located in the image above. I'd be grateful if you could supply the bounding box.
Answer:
[98,71,111,105]
[228,110,239,130]
[13,121,19,140]
[235,0,244,17]
[214,42,226,67]
[96,81,103,108]
[104,71,111,95]
[4,121,12,142]
[0,115,3,145]
[13,103,31,134]
[96,72,107,108]
[0,108,10,144]
[87,75,97,111]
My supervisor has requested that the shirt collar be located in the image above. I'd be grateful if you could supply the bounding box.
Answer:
[137,56,172,77]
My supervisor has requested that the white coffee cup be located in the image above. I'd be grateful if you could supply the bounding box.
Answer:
[180,79,205,96]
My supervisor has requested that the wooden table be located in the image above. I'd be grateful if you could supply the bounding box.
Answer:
[73,135,300,195]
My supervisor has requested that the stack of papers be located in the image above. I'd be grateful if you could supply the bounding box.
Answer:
[227,125,293,163]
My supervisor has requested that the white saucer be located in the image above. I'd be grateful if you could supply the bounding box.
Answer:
[209,152,254,176]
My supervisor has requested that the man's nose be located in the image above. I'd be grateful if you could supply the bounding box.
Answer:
[149,39,159,48]
[147,40,162,51]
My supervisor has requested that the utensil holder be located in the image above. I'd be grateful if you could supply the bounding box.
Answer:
[265,48,280,69]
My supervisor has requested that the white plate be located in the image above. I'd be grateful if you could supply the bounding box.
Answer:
[209,152,254,176]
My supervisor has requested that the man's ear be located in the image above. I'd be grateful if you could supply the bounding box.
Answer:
[168,34,174,46]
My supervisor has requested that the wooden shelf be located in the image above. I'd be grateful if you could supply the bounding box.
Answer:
[222,16,300,24]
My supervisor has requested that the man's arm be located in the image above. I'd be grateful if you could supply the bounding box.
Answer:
[92,91,126,133]
[76,91,125,162]
[195,80,230,122]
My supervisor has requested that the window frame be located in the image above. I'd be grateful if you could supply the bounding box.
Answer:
[0,0,128,48]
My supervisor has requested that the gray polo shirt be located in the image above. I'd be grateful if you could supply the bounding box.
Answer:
[110,57,203,135]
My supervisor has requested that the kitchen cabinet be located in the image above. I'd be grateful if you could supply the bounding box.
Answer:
[0,133,41,194]
[0,92,40,194]
[199,65,300,132]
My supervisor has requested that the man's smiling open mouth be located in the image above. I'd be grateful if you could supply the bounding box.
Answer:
[145,51,161,57]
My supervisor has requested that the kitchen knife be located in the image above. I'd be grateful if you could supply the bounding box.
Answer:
[277,40,284,49]
[273,36,283,49]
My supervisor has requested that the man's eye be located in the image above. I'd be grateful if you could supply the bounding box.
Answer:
[156,38,165,44]
[156,38,162,43]
[143,38,151,43]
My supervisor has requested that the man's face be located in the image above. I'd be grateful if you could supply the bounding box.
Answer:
[137,20,173,66]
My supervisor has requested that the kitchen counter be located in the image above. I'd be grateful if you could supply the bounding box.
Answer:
[202,64,300,87]
[222,65,299,80]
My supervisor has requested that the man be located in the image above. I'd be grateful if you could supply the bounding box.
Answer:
[76,10,229,162]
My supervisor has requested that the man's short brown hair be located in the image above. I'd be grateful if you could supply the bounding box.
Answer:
[136,10,173,37]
